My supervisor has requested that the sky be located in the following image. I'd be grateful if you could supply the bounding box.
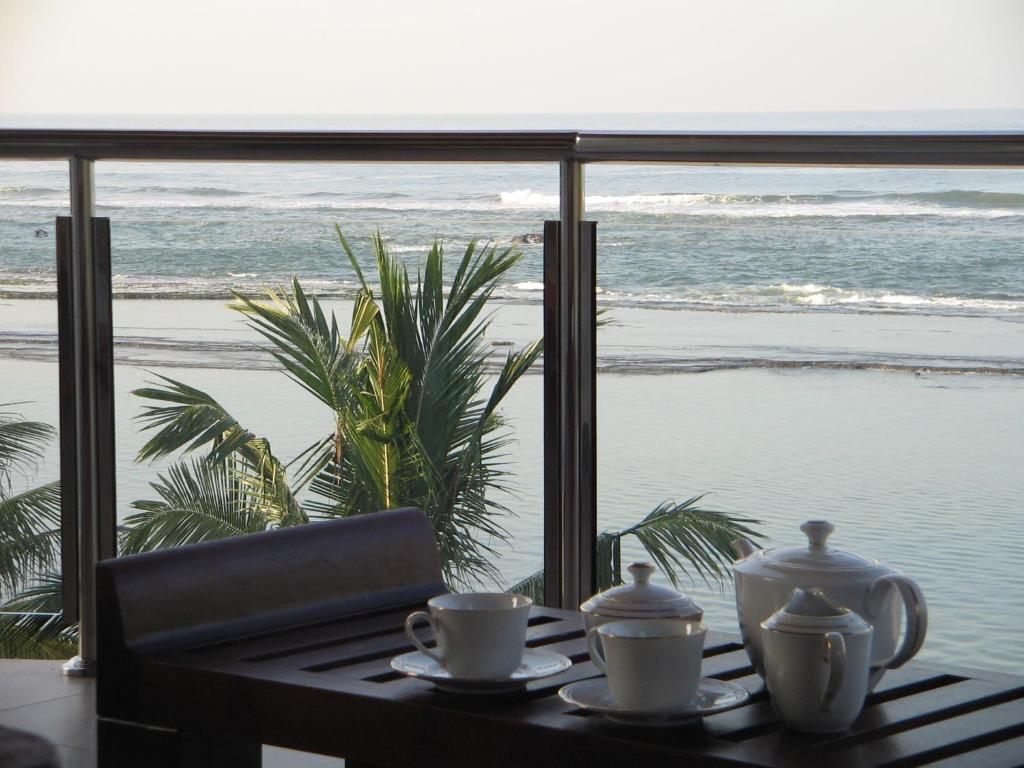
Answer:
[1,0,1023,116]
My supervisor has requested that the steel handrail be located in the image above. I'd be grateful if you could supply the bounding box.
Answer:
[2,129,1024,165]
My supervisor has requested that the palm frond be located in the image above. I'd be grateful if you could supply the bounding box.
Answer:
[121,459,279,554]
[0,572,75,659]
[505,569,545,604]
[311,232,541,588]
[233,438,308,528]
[484,340,544,417]
[616,497,763,588]
[286,433,336,496]
[0,413,55,493]
[596,531,620,591]
[0,481,60,593]
[231,280,358,413]
[134,375,258,465]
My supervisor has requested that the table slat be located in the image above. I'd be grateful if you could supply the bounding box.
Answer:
[827,697,1024,768]
[736,677,1022,760]
[924,733,1024,768]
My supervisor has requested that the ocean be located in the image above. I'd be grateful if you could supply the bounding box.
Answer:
[4,159,1024,314]
[1,111,1023,672]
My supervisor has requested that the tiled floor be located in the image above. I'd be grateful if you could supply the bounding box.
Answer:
[0,659,345,767]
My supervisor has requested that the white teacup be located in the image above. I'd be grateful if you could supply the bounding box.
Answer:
[586,619,706,711]
[404,593,532,680]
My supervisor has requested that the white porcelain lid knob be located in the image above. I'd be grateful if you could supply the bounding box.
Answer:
[801,520,835,550]
[628,562,654,586]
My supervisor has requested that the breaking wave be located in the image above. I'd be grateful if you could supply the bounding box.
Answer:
[4,185,1023,219]
[497,189,1024,218]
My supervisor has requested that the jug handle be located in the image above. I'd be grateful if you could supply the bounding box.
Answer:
[868,574,928,670]
[585,627,608,674]
[821,631,846,712]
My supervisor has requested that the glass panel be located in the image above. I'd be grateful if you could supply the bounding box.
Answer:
[0,161,73,658]
[100,162,555,595]
[590,163,1024,674]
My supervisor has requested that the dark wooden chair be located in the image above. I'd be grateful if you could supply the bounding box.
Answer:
[96,507,446,767]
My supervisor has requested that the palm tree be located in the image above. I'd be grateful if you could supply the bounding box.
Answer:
[0,407,75,658]
[129,231,542,587]
[2,230,762,655]
[129,230,760,591]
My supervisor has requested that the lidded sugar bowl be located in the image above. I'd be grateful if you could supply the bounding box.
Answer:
[580,562,703,631]
[732,519,927,689]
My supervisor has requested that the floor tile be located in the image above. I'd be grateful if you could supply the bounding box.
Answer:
[0,660,92,712]
[0,690,96,751]
[0,661,352,766]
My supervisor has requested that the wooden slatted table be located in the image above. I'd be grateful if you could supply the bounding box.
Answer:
[127,604,1024,768]
[94,511,1024,768]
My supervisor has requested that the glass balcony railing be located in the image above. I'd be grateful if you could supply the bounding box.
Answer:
[1,128,1022,676]
[0,160,71,660]
[588,163,1024,675]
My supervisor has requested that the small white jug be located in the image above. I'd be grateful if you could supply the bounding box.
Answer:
[761,587,873,733]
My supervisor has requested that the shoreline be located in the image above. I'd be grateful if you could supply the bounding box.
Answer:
[2,297,1023,375]
[3,289,1024,319]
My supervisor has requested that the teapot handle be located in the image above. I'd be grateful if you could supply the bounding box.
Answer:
[821,631,846,712]
[868,574,928,670]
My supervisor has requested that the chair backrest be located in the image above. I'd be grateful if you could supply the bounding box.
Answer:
[96,508,446,719]
[98,507,445,655]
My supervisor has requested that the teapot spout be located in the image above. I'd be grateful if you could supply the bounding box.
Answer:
[731,537,758,560]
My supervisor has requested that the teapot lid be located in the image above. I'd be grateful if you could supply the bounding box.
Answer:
[762,587,872,635]
[762,520,877,571]
[580,562,703,620]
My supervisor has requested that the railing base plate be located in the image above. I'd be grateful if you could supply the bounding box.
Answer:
[62,655,96,678]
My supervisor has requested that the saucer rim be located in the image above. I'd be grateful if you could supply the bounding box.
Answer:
[557,676,750,720]
[390,647,573,688]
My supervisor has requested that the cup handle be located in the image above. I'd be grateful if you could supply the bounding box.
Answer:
[821,631,846,712]
[404,610,444,667]
[868,574,928,670]
[586,627,607,674]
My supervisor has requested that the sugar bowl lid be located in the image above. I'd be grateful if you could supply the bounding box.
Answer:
[580,562,703,621]
[762,587,872,635]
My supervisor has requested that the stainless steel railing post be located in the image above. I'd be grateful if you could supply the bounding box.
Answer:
[63,155,98,677]
[558,158,587,609]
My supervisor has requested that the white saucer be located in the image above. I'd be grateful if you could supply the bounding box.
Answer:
[558,677,750,726]
[390,648,573,694]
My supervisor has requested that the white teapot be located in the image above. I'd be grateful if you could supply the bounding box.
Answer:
[732,519,927,690]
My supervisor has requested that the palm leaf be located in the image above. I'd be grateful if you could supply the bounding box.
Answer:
[134,375,259,465]
[314,232,541,588]
[0,412,55,493]
[0,481,60,593]
[133,376,304,521]
[505,569,545,604]
[231,280,358,413]
[121,459,282,554]
[0,572,75,659]
[616,497,763,588]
